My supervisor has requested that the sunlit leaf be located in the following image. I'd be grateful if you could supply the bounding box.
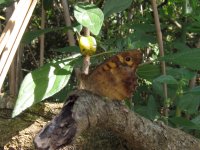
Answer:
[0,15,5,20]
[0,0,12,5]
[12,54,81,117]
[74,2,104,35]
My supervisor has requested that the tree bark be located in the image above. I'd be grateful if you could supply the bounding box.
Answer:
[34,90,200,150]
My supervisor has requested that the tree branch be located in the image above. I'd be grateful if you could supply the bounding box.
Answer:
[34,90,200,150]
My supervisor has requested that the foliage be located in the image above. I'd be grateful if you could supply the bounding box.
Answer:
[74,2,104,35]
[12,54,81,117]
[1,0,200,138]
[0,0,13,7]
[103,0,132,18]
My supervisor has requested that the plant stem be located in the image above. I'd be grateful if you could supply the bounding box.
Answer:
[151,0,168,117]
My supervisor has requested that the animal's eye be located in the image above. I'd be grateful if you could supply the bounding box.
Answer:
[125,56,131,62]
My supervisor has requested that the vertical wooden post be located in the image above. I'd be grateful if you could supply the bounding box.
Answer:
[0,0,37,91]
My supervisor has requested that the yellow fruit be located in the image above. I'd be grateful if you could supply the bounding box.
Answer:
[78,35,97,56]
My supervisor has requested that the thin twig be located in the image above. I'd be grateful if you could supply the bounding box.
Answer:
[39,0,45,66]
[151,0,168,116]
[27,45,39,67]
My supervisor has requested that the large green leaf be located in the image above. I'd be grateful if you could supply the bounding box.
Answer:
[137,64,161,81]
[152,75,178,98]
[160,49,200,70]
[169,117,200,130]
[103,0,132,18]
[153,75,178,84]
[74,2,104,35]
[12,54,81,117]
[189,86,200,94]
[152,82,178,98]
[178,93,200,114]
[172,41,191,52]
[167,67,196,80]
[178,86,200,115]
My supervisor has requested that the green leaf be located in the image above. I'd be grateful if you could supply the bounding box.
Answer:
[73,23,83,33]
[103,0,132,18]
[172,41,191,52]
[169,117,200,130]
[189,86,200,94]
[187,22,200,32]
[134,105,149,119]
[137,64,161,81]
[0,0,6,5]
[147,96,159,120]
[0,0,12,5]
[192,115,200,125]
[52,46,80,53]
[160,49,200,70]
[74,2,104,35]
[178,93,200,114]
[22,26,71,44]
[153,75,178,84]
[167,67,196,80]
[152,82,177,99]
[12,54,81,117]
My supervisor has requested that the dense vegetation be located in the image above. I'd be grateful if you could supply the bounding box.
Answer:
[1,0,200,139]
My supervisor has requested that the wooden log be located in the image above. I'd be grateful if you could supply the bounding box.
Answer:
[34,90,200,150]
